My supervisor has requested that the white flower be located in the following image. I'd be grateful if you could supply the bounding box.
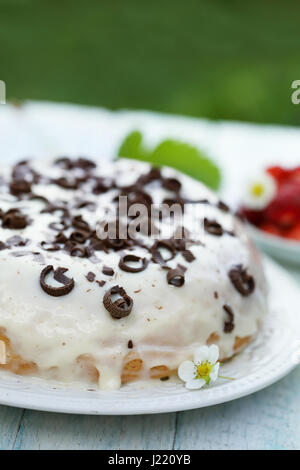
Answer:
[242,172,277,210]
[178,345,220,390]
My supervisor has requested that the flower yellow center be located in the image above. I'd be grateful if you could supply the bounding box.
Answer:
[251,183,264,198]
[195,361,214,384]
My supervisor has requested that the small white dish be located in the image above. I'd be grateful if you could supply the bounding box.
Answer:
[249,225,300,266]
[0,256,299,415]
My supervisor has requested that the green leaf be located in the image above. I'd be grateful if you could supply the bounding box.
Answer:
[117,130,148,161]
[151,140,221,190]
[117,131,221,190]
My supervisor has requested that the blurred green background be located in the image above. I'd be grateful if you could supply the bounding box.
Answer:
[1,0,300,125]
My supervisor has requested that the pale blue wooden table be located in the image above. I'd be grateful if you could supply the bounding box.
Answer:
[0,261,298,450]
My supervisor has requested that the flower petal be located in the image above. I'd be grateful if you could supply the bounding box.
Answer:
[208,344,219,364]
[178,361,195,382]
[194,345,209,363]
[185,378,206,390]
[209,362,220,382]
[242,173,277,210]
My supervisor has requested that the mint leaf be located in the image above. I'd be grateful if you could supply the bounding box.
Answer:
[151,140,221,190]
[117,130,148,161]
[117,131,221,190]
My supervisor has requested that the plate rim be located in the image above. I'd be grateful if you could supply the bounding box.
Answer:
[249,224,300,250]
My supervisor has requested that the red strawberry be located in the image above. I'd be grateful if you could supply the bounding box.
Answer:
[285,222,300,241]
[289,167,300,184]
[243,166,300,239]
[266,166,289,185]
[267,165,300,185]
[240,207,264,226]
[264,182,300,228]
[259,223,282,236]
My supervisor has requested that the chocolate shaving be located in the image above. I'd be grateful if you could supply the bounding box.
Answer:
[102,266,114,276]
[223,304,235,333]
[75,158,97,170]
[86,272,96,282]
[123,189,153,211]
[75,200,96,210]
[12,250,43,264]
[41,241,60,251]
[40,265,75,297]
[28,194,49,205]
[128,340,134,349]
[69,244,89,258]
[72,215,90,231]
[228,265,255,296]
[163,197,185,210]
[167,265,185,287]
[96,280,106,287]
[41,204,69,218]
[93,177,115,195]
[204,218,223,236]
[11,250,31,257]
[55,157,96,171]
[89,236,106,252]
[53,267,72,284]
[119,254,149,273]
[49,221,68,232]
[54,157,72,168]
[217,200,230,213]
[0,241,7,250]
[182,249,195,262]
[54,177,79,190]
[6,235,28,247]
[12,161,40,184]
[151,240,176,265]
[2,209,28,230]
[190,198,209,205]
[162,177,181,193]
[10,180,32,196]
[103,285,133,319]
[55,232,68,244]
[137,167,161,185]
[225,230,236,237]
[70,229,90,244]
[105,237,127,250]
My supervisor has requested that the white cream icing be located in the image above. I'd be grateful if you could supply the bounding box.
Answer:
[0,158,268,390]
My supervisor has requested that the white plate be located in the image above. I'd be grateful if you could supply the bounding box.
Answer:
[249,225,300,267]
[0,257,299,415]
